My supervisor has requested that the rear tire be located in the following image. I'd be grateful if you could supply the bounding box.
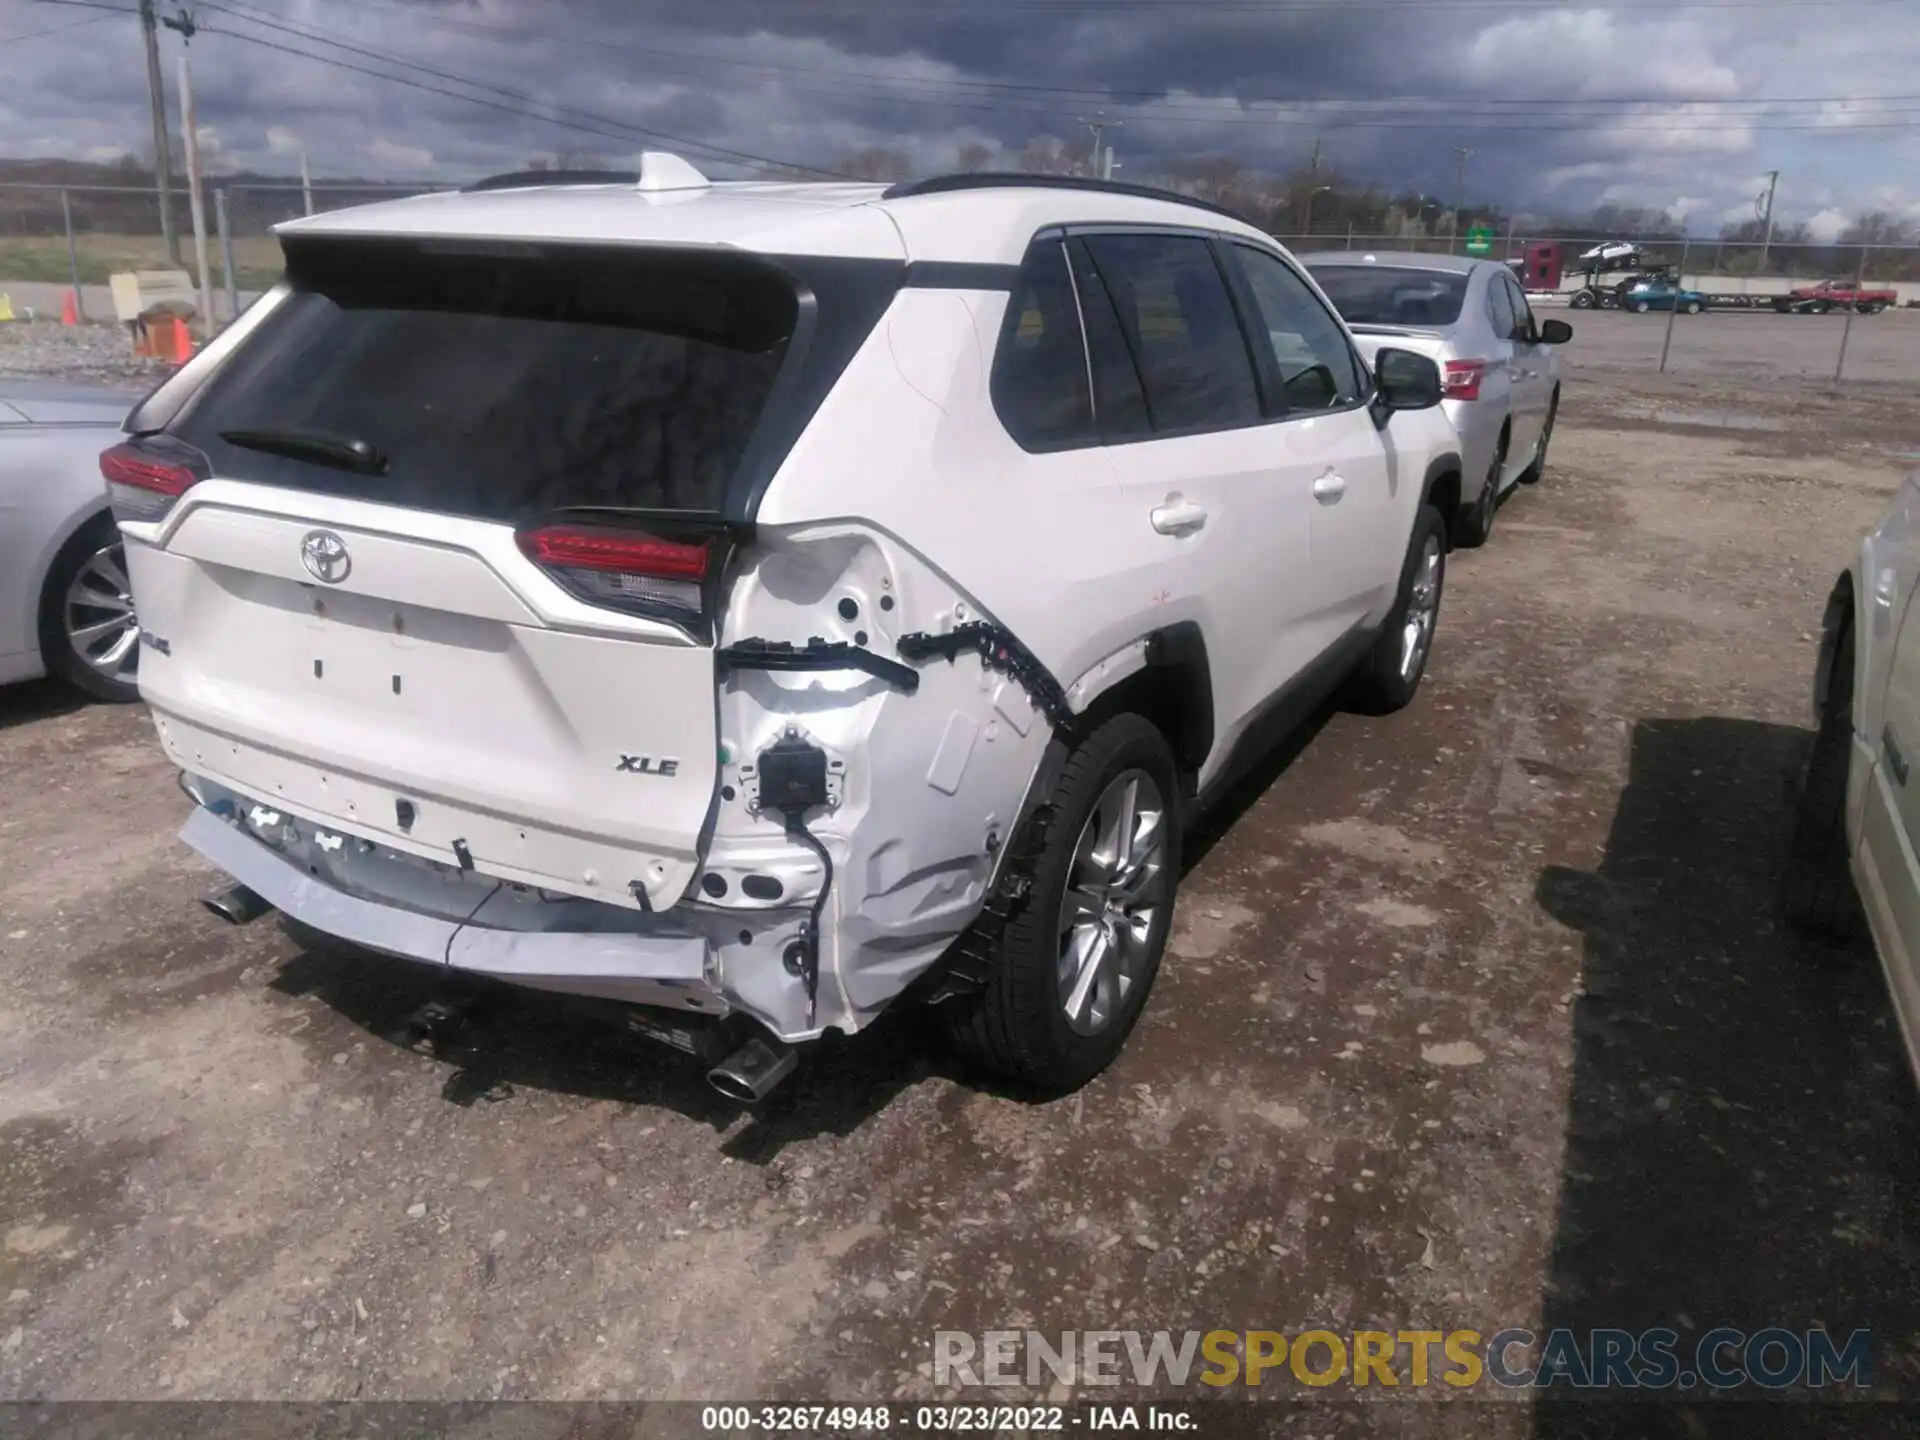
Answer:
[1630,299,1650,314]
[1782,616,1861,941]
[1570,290,1596,310]
[1344,504,1447,715]
[941,714,1181,1092]
[37,513,141,704]
[1683,300,1703,315]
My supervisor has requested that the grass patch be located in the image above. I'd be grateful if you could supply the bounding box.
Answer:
[0,232,284,290]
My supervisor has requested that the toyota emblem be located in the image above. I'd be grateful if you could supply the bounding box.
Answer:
[300,529,352,584]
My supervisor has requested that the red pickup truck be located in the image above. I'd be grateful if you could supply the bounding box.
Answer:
[1774,279,1899,314]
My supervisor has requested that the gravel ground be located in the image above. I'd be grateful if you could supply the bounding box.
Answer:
[0,318,170,388]
[2,320,1919,1436]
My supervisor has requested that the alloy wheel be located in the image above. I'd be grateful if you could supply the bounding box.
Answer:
[65,540,139,685]
[1399,535,1444,681]
[1056,770,1169,1037]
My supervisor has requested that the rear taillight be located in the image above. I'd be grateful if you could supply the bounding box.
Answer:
[517,523,713,622]
[101,438,208,523]
[1441,359,1488,402]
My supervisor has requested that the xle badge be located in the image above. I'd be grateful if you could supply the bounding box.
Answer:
[617,754,681,777]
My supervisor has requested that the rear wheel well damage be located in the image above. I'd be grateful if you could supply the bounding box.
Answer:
[1074,622,1214,793]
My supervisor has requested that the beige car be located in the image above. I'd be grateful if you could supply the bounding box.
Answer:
[1786,466,1920,1078]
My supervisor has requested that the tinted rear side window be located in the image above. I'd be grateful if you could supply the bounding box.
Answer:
[1082,234,1261,434]
[1308,265,1470,328]
[172,242,800,521]
[1065,238,1151,443]
[990,239,1093,450]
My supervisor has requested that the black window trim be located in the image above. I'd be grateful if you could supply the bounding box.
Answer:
[987,220,1379,455]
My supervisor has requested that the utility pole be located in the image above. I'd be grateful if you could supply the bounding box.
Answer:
[164,8,214,338]
[138,0,180,265]
[1757,169,1780,272]
[300,151,314,216]
[1080,111,1119,180]
[1449,147,1474,247]
[1308,135,1323,177]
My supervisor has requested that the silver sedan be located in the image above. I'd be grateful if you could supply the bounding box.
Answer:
[0,381,142,702]
[1300,251,1569,548]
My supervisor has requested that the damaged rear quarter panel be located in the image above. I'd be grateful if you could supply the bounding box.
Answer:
[709,287,1152,1030]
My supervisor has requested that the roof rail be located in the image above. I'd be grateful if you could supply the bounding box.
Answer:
[881,172,1251,225]
[462,169,640,194]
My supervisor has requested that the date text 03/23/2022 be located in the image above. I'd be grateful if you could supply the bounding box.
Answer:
[699,1405,1189,1431]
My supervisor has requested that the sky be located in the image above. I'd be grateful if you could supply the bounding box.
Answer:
[1,0,1917,238]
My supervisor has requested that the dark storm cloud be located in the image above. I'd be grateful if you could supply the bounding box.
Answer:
[0,0,1912,228]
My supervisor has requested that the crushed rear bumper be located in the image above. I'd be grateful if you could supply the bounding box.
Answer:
[181,805,731,1020]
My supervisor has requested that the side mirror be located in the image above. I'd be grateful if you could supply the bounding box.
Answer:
[1538,318,1573,345]
[1374,348,1442,412]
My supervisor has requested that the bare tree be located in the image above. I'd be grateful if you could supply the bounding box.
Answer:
[956,141,994,173]
[836,147,914,182]
[1840,210,1918,248]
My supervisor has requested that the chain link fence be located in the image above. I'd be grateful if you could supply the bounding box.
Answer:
[0,178,446,326]
[4,182,1916,382]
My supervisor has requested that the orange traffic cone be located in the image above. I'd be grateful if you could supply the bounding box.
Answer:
[60,290,78,326]
[155,314,194,366]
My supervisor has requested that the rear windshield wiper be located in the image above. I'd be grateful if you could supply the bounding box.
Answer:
[219,427,388,475]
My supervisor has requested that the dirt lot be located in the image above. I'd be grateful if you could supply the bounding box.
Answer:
[2,315,1919,1433]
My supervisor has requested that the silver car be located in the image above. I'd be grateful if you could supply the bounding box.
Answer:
[0,381,143,702]
[1301,252,1569,548]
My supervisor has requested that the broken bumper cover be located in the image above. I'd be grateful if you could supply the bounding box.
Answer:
[180,805,730,1020]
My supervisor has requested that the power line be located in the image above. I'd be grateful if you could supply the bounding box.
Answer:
[259,0,1920,133]
[190,1,860,178]
[0,11,117,42]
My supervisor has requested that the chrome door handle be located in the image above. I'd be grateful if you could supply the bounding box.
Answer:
[1311,471,1347,502]
[1150,498,1208,535]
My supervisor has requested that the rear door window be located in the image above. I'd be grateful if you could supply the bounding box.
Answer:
[1081,233,1261,434]
[171,241,800,521]
[990,239,1094,450]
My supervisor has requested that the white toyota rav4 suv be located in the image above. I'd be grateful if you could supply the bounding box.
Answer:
[110,157,1463,1099]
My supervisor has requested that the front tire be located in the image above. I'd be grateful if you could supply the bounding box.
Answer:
[38,513,141,703]
[1518,389,1559,485]
[941,714,1181,1091]
[1344,503,1447,715]
[1630,299,1650,314]
[1782,616,1860,940]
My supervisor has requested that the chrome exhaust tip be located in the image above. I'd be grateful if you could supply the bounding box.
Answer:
[707,1034,798,1103]
[202,883,272,925]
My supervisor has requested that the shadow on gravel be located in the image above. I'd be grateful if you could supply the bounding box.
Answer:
[252,697,1349,1156]
[266,941,955,1162]
[1531,717,1920,1440]
[0,677,89,732]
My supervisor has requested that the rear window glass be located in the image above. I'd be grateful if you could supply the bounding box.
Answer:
[1307,265,1470,328]
[172,241,799,520]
